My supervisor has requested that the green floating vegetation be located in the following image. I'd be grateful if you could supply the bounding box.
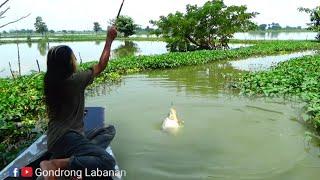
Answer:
[240,54,320,131]
[0,40,320,169]
[0,74,45,167]
[83,40,320,73]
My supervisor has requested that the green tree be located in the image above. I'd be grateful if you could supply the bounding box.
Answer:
[37,38,48,56]
[299,6,320,40]
[259,24,267,31]
[27,35,32,48]
[34,16,48,35]
[93,22,102,34]
[151,0,257,52]
[150,28,162,38]
[113,41,140,58]
[115,15,138,37]
[268,23,282,30]
[144,26,151,37]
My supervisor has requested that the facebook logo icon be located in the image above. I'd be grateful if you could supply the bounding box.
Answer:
[9,167,20,177]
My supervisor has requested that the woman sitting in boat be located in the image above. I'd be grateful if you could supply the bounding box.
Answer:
[40,26,117,180]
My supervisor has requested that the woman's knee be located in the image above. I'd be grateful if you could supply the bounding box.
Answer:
[86,126,116,148]
[69,154,116,171]
[100,154,116,170]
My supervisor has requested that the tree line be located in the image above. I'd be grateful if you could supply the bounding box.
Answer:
[1,0,319,49]
[257,23,303,31]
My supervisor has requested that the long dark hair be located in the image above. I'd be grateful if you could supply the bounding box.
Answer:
[44,45,76,120]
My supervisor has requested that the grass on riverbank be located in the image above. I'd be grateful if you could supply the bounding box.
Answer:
[240,54,320,133]
[1,40,320,169]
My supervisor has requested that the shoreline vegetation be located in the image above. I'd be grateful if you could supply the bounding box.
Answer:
[1,40,320,169]
[0,29,316,44]
[0,35,165,44]
[248,29,312,33]
[240,54,320,134]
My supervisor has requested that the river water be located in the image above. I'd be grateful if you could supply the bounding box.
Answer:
[0,41,251,78]
[86,53,320,179]
[0,41,167,77]
[0,31,317,77]
[0,34,318,178]
[234,32,317,40]
[1,37,319,179]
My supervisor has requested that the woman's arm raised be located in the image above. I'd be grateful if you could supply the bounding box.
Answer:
[93,26,118,77]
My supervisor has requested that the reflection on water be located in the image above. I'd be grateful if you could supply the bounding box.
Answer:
[37,40,48,56]
[112,41,140,59]
[27,40,32,48]
[0,40,251,78]
[0,41,168,77]
[146,63,242,96]
[86,58,320,180]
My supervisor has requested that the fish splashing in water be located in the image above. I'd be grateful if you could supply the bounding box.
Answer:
[161,108,184,133]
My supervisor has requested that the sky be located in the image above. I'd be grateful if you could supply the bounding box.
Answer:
[1,0,319,31]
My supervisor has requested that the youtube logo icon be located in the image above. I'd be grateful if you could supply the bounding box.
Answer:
[21,167,33,177]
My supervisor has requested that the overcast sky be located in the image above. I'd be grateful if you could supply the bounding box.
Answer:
[1,0,319,31]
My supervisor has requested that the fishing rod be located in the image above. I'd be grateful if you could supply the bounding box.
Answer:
[111,0,124,26]
[116,0,125,20]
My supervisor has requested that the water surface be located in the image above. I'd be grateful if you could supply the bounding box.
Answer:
[230,51,316,72]
[0,41,167,77]
[0,41,249,77]
[86,60,320,180]
[234,32,317,40]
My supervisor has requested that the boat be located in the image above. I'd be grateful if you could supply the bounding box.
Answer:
[0,107,122,180]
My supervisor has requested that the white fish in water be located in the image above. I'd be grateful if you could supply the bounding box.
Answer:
[161,108,183,132]
[206,68,210,76]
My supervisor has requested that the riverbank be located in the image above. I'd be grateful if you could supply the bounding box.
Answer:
[0,35,164,44]
[0,31,318,44]
[1,40,320,169]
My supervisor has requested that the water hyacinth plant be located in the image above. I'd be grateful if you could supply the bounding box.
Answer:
[240,55,320,131]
